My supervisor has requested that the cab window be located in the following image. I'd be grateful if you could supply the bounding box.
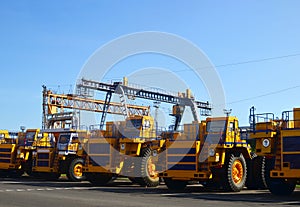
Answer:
[143,120,150,129]
[206,120,226,133]
[126,119,142,129]
[58,134,71,144]
[26,132,36,141]
[228,122,234,132]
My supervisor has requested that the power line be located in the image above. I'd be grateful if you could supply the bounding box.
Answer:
[103,52,300,79]
[213,53,300,69]
[227,85,300,105]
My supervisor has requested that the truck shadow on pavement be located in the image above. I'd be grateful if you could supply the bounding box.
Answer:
[2,177,300,205]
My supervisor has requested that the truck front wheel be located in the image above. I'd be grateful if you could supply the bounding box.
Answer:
[134,147,160,187]
[67,158,85,182]
[223,153,247,192]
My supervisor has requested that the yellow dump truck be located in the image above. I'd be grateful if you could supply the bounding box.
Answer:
[31,129,88,181]
[76,78,212,187]
[0,130,19,176]
[159,116,252,192]
[119,115,164,187]
[83,115,164,187]
[0,129,43,177]
[249,106,300,195]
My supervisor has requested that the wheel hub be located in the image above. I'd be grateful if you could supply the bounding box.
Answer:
[232,160,243,184]
[147,157,158,179]
[74,163,83,177]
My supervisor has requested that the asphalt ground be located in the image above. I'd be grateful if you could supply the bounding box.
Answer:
[0,177,299,207]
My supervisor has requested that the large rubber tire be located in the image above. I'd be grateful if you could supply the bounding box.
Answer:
[246,156,267,190]
[223,153,247,192]
[134,148,160,187]
[268,179,296,196]
[67,158,85,182]
[86,173,113,186]
[164,178,187,191]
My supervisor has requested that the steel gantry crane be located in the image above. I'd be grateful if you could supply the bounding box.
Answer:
[76,77,212,130]
[74,77,213,187]
[42,85,150,129]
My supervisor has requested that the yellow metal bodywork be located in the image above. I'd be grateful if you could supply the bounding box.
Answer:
[0,143,19,170]
[83,135,120,174]
[0,130,10,144]
[32,130,88,174]
[0,129,45,172]
[83,115,165,178]
[250,107,300,181]
[160,116,251,181]
[270,128,300,179]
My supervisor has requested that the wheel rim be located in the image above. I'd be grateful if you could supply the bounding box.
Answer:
[74,163,83,177]
[232,160,243,184]
[147,157,158,180]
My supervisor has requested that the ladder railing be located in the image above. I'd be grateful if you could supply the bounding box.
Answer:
[100,91,113,130]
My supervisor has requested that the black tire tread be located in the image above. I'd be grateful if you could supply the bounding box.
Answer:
[223,153,247,192]
[134,148,159,187]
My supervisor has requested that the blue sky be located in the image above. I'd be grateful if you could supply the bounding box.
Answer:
[1,1,300,130]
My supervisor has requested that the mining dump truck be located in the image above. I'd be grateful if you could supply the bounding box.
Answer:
[249,106,300,195]
[0,129,44,177]
[159,115,252,192]
[31,128,88,181]
[76,78,211,187]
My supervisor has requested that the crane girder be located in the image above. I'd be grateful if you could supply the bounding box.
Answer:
[46,92,149,116]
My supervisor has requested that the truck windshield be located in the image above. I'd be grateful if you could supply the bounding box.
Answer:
[58,134,71,144]
[26,132,36,141]
[126,119,142,129]
[206,120,226,133]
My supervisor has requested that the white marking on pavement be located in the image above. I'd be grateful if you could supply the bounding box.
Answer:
[36,189,45,191]
[27,189,35,191]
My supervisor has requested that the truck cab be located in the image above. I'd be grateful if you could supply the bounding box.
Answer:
[32,129,87,181]
[57,132,80,156]
[119,115,163,187]
[121,115,155,139]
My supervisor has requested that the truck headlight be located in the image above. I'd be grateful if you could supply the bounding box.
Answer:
[120,144,125,150]
[152,150,158,157]
[209,148,215,157]
[262,139,270,148]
